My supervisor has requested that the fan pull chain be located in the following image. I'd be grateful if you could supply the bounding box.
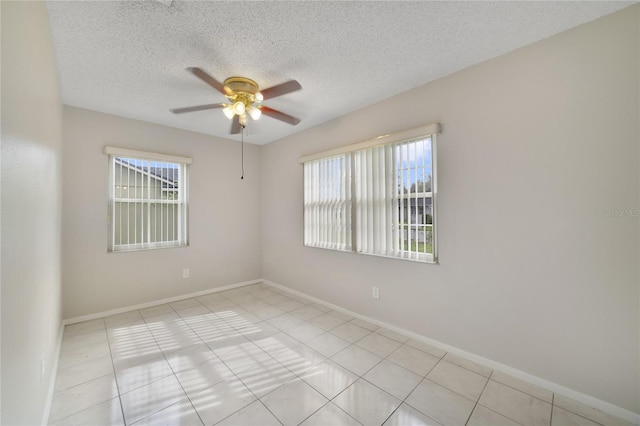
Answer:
[240,125,245,180]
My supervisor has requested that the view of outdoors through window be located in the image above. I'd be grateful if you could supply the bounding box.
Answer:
[397,137,433,256]
[112,157,182,250]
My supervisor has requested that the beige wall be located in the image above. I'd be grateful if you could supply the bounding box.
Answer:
[261,6,640,414]
[62,107,262,318]
[1,1,64,424]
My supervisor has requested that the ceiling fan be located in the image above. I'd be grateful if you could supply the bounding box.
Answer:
[170,67,301,134]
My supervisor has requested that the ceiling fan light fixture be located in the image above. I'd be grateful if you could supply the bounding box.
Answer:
[222,105,234,119]
[171,68,302,134]
[232,101,246,115]
[247,105,261,120]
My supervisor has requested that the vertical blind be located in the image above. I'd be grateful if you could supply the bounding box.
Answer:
[302,124,438,263]
[105,147,190,252]
[303,153,352,251]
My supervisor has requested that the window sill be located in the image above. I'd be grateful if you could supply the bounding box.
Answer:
[110,242,188,253]
[304,244,437,264]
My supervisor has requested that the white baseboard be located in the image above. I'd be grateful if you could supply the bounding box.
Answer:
[263,279,640,425]
[63,279,262,325]
[41,322,64,425]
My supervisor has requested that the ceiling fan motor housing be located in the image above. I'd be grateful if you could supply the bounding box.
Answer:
[224,77,259,98]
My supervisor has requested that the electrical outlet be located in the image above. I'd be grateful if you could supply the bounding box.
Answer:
[372,286,380,299]
[182,268,190,278]
[41,355,46,383]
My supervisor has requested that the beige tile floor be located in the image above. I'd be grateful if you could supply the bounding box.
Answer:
[49,283,633,426]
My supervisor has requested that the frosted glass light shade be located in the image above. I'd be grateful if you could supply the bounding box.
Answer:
[223,106,234,119]
[248,105,262,120]
[232,101,246,115]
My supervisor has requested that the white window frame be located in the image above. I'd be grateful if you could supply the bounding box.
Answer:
[301,123,439,263]
[105,146,191,252]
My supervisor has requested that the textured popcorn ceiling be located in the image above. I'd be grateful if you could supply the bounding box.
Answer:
[46,1,631,145]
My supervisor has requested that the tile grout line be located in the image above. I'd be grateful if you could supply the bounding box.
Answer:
[49,322,119,424]
[137,302,213,426]
[463,370,494,426]
[117,314,186,423]
[489,373,554,405]
[372,372,432,426]
[102,319,128,426]
[254,400,284,426]
[550,395,608,426]
[382,349,447,425]
[295,399,363,426]
[472,377,528,426]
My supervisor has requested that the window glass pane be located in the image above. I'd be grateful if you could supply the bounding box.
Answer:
[396,137,433,258]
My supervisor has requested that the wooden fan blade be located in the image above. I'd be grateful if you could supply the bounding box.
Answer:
[260,80,301,100]
[187,67,233,96]
[170,103,225,114]
[261,106,300,125]
[230,115,242,134]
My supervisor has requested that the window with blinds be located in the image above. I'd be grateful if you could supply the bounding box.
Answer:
[105,147,190,252]
[302,124,438,263]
